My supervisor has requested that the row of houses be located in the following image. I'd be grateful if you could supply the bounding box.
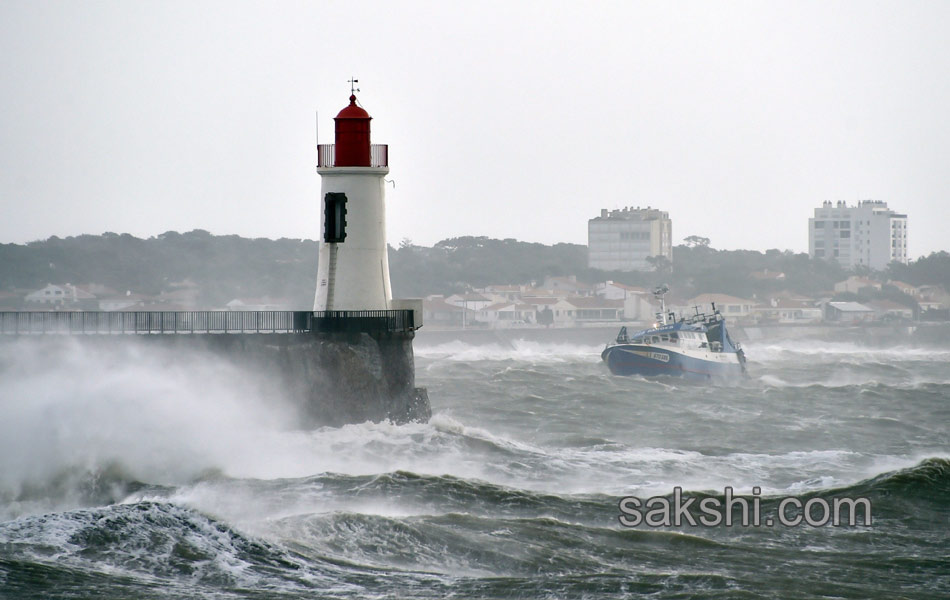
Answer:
[4,274,946,328]
[0,283,200,311]
[0,282,293,313]
[831,275,949,311]
[423,275,949,329]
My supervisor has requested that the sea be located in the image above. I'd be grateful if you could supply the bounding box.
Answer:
[0,332,948,599]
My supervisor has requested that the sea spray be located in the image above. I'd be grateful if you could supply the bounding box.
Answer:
[0,338,299,518]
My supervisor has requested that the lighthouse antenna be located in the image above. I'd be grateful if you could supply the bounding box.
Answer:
[348,77,360,95]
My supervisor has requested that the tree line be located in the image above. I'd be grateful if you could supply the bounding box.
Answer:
[0,231,320,307]
[1,231,947,308]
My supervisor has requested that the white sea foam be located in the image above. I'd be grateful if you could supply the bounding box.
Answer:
[416,339,603,363]
[746,341,950,363]
[0,338,305,515]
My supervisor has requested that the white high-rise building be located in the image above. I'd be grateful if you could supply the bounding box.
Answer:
[808,200,908,270]
[588,207,672,271]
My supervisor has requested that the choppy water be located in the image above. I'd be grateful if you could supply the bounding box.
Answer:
[0,336,948,599]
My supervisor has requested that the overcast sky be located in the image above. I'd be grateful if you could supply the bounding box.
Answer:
[1,1,948,257]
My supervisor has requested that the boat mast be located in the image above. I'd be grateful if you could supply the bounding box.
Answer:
[653,284,669,325]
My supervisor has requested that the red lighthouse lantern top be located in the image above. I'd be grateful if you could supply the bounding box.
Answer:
[336,94,370,120]
[333,91,372,167]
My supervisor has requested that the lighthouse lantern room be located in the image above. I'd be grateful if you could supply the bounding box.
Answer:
[314,90,393,312]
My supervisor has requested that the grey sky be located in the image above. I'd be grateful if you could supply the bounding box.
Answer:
[1,1,948,257]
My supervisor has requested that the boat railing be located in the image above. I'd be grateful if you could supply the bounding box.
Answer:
[681,307,723,326]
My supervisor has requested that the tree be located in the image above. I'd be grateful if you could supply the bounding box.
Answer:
[645,255,673,278]
[683,235,711,248]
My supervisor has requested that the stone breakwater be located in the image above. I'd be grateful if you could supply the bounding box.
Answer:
[5,331,430,428]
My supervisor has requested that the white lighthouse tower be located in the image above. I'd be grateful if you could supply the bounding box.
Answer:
[313,91,393,311]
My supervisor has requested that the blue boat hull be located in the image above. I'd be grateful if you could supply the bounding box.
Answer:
[601,344,743,380]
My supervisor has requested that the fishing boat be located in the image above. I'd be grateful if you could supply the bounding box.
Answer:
[601,285,747,379]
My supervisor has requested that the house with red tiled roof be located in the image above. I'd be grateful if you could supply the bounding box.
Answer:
[621,293,661,322]
[867,300,914,321]
[541,276,593,296]
[595,280,648,300]
[885,281,918,296]
[423,296,477,327]
[510,297,567,326]
[444,293,493,311]
[685,293,757,319]
[563,297,624,322]
[914,285,949,311]
[519,297,559,308]
[833,276,881,294]
[523,288,563,299]
[24,284,98,310]
[825,301,875,322]
[480,284,531,302]
[753,296,822,323]
[477,302,540,328]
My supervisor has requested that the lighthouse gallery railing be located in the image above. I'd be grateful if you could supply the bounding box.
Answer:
[0,310,416,335]
[317,144,388,168]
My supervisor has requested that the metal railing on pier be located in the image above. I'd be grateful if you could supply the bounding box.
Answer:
[0,310,415,336]
[308,309,413,333]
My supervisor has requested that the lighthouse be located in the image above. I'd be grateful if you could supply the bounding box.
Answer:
[313,91,393,311]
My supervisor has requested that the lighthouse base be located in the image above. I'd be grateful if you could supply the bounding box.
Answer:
[270,330,431,426]
[192,330,430,427]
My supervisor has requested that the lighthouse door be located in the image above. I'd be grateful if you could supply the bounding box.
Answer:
[324,192,347,243]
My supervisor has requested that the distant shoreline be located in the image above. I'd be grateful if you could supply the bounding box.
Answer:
[415,322,949,347]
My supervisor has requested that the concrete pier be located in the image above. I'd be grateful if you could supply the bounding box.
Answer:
[137,330,430,427]
[0,310,431,427]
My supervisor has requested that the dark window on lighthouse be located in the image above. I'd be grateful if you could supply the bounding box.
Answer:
[324,193,347,243]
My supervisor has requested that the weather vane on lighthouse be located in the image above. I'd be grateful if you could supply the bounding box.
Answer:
[348,77,359,95]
